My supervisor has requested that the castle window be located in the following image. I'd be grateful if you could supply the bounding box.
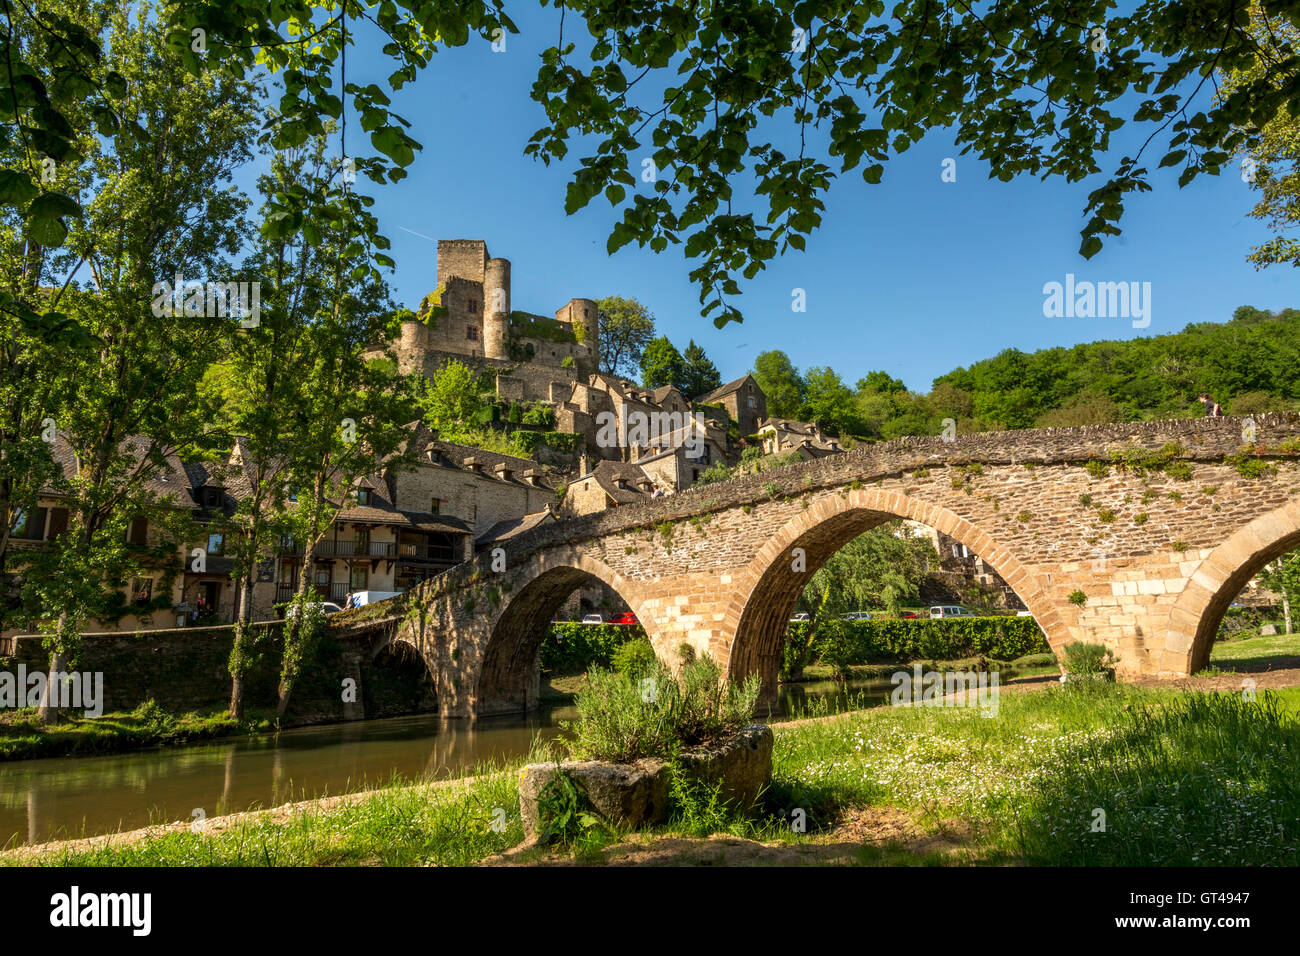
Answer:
[468,300,478,312]
[467,326,478,341]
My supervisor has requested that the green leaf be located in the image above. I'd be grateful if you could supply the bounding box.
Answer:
[28,192,82,220]
[0,170,39,206]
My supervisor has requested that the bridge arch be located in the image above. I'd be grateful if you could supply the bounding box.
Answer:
[1163,500,1300,676]
[476,550,661,715]
[718,488,1065,702]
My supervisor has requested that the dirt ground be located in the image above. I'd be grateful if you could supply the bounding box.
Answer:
[482,806,982,867]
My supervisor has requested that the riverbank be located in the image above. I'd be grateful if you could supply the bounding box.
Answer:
[5,631,1292,764]
[8,677,1299,867]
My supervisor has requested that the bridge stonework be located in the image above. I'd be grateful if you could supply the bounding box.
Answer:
[366,415,1300,716]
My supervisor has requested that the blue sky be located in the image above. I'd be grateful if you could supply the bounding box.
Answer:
[263,7,1298,393]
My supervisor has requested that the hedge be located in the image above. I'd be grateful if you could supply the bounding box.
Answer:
[541,616,1048,677]
[789,616,1050,671]
[540,622,646,674]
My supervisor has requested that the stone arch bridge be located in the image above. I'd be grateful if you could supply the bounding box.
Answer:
[346,415,1300,717]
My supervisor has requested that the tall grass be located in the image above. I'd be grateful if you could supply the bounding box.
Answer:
[562,655,762,762]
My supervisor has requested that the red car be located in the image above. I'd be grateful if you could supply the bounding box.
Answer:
[900,611,921,619]
[610,612,640,626]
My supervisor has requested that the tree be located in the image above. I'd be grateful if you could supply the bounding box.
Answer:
[751,351,804,419]
[680,339,721,398]
[226,130,417,718]
[857,371,907,395]
[1224,6,1300,269]
[12,4,257,723]
[640,336,686,390]
[801,366,860,436]
[415,359,491,430]
[803,524,936,619]
[531,0,1298,324]
[1259,551,1298,634]
[596,296,655,379]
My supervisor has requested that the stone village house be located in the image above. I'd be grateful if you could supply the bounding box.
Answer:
[5,425,555,636]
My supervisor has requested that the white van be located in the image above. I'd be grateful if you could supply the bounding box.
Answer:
[929,605,976,619]
[347,590,404,608]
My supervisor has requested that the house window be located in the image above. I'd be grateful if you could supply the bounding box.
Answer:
[279,562,296,584]
[11,507,46,540]
[350,565,368,589]
[467,326,479,341]
[315,569,330,586]
[354,529,369,555]
[430,498,440,514]
[207,533,223,554]
[357,489,371,506]
[127,516,149,545]
[131,577,153,606]
[747,394,757,409]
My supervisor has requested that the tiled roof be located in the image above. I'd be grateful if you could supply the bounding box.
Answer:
[475,509,555,548]
[696,374,755,405]
[399,511,473,534]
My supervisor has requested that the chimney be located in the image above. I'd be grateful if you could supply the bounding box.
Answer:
[493,462,513,481]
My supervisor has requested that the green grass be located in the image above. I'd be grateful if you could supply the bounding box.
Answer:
[757,682,1300,865]
[8,765,525,867]
[11,679,1300,867]
[0,704,276,762]
[1205,627,1300,673]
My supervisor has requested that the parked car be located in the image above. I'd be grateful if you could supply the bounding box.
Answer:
[789,612,811,623]
[285,601,344,619]
[899,611,921,619]
[929,605,976,619]
[1015,610,1034,617]
[839,611,873,621]
[610,612,639,626]
[581,613,604,625]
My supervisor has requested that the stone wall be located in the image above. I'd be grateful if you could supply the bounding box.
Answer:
[0,622,433,721]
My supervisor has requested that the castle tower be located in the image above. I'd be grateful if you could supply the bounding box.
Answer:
[483,257,511,360]
[560,297,600,371]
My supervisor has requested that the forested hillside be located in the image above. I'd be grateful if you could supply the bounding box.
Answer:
[752,306,1300,442]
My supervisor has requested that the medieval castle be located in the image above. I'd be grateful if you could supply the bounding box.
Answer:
[385,238,604,406]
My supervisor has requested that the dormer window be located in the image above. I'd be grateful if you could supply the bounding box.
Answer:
[357,489,371,506]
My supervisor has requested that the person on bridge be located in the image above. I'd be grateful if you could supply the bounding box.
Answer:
[1198,393,1224,418]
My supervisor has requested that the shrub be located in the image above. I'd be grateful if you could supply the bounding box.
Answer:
[1068,589,1088,607]
[611,637,658,676]
[1085,460,1109,478]
[1063,640,1117,679]
[782,616,1049,671]
[563,656,762,762]
[540,623,644,674]
[521,405,557,427]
